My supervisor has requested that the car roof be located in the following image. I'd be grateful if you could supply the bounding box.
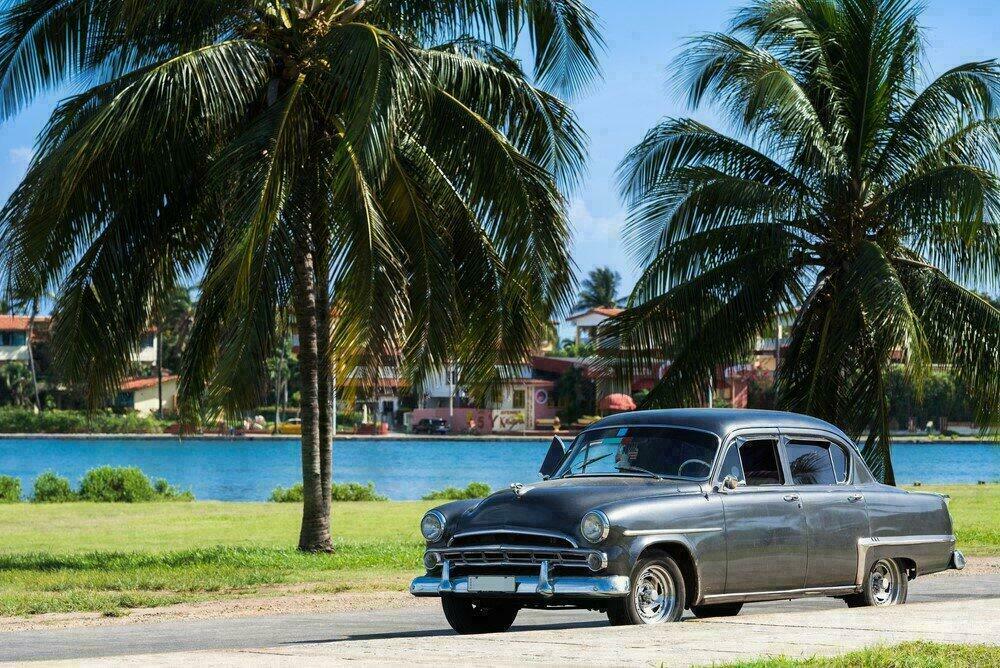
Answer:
[586,408,855,446]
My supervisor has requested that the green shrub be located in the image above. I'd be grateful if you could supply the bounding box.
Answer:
[331,482,387,502]
[269,481,387,502]
[0,407,166,434]
[79,467,157,502]
[422,482,491,501]
[153,478,194,501]
[32,472,76,502]
[0,475,21,503]
[269,483,303,502]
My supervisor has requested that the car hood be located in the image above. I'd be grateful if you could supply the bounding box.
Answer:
[451,476,704,536]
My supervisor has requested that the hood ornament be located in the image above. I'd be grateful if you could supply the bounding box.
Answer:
[510,482,526,498]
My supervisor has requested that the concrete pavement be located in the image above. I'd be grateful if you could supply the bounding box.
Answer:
[4,573,999,666]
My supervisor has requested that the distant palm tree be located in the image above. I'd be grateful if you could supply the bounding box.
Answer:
[602,0,1000,483]
[576,266,621,310]
[0,0,601,549]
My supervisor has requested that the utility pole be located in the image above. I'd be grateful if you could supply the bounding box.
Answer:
[156,326,163,419]
[332,351,338,436]
[448,364,454,418]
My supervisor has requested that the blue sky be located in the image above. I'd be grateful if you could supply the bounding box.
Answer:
[2,0,1000,296]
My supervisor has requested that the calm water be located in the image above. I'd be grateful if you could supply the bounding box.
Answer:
[0,438,996,500]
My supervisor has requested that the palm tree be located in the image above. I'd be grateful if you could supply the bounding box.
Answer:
[0,0,601,549]
[576,266,621,310]
[601,0,1000,484]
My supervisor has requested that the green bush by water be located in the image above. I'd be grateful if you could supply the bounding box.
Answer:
[0,475,21,503]
[422,482,491,500]
[0,407,167,434]
[269,482,387,502]
[31,472,75,502]
[13,468,195,503]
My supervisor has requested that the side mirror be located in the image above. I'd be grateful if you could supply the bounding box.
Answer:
[539,436,567,479]
[720,475,739,492]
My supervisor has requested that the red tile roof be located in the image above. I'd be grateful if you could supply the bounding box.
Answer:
[0,315,51,331]
[120,374,178,392]
[565,306,623,321]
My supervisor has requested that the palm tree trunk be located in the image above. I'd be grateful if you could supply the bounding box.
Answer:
[314,257,332,515]
[292,237,333,552]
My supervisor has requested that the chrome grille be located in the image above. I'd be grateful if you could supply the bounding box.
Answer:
[432,544,596,568]
[449,530,576,549]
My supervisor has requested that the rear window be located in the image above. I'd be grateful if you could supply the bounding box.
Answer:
[787,441,837,485]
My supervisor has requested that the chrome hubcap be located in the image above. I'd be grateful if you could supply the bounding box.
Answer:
[633,565,676,623]
[870,559,900,605]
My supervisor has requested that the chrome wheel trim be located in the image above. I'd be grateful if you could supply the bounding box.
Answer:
[632,564,676,623]
[869,559,901,605]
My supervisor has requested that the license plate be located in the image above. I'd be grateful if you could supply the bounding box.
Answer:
[467,576,517,593]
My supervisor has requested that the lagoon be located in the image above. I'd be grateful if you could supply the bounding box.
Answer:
[0,438,996,501]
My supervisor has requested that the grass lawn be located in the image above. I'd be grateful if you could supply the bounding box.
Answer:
[0,484,995,617]
[0,501,434,616]
[706,641,1000,667]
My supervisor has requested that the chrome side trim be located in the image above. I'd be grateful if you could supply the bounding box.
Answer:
[622,527,722,536]
[855,534,956,585]
[702,585,858,604]
[449,528,578,548]
[410,573,630,598]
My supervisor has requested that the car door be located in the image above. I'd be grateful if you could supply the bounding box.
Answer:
[784,436,872,588]
[718,436,808,593]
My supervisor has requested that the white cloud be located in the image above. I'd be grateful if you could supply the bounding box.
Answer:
[8,146,33,166]
[567,197,636,287]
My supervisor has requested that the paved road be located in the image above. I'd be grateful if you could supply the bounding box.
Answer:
[3,574,999,665]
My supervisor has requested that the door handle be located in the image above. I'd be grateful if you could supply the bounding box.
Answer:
[848,493,864,502]
[783,494,800,502]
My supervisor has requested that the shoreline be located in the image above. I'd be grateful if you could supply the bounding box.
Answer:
[0,432,996,443]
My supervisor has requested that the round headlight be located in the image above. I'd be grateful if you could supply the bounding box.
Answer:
[580,510,610,543]
[420,510,446,542]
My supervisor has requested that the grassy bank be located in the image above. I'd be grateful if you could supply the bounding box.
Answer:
[0,501,432,615]
[0,485,994,617]
[708,641,1000,667]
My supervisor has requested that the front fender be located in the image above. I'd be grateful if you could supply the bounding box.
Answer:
[598,490,727,602]
[424,498,483,548]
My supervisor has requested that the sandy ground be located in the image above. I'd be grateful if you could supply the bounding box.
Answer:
[2,556,996,635]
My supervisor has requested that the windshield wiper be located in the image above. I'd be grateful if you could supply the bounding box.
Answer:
[567,452,613,474]
[617,465,664,479]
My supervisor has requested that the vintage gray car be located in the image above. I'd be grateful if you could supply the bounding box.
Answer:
[411,409,965,633]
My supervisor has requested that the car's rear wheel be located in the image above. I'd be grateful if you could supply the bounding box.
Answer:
[844,558,908,608]
[607,556,686,625]
[441,597,519,634]
[690,602,742,618]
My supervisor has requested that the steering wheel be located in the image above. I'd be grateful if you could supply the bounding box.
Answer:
[678,458,711,477]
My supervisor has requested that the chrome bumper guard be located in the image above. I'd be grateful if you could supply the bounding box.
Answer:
[410,559,629,598]
[951,549,966,570]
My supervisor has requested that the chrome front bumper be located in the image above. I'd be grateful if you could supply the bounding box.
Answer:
[410,560,629,598]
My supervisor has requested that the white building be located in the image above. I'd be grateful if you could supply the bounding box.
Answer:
[565,306,623,345]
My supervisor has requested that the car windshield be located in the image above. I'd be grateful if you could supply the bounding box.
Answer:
[556,426,720,481]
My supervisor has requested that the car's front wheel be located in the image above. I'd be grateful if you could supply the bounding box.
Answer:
[607,555,686,625]
[441,597,519,634]
[844,558,909,608]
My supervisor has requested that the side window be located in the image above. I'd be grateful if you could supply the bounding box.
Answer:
[787,441,837,485]
[830,443,850,483]
[717,445,745,483]
[739,439,783,486]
